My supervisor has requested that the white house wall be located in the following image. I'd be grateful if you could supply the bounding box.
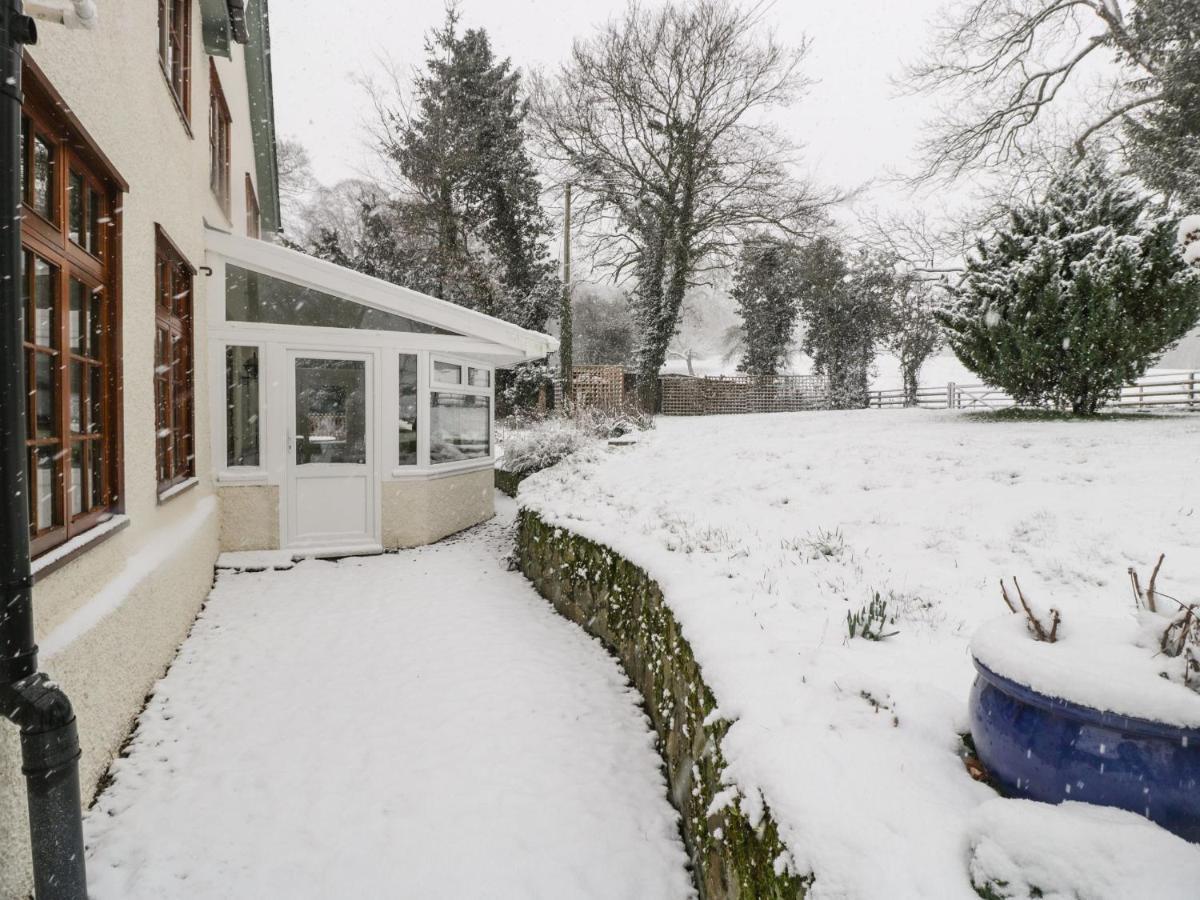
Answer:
[1,4,266,895]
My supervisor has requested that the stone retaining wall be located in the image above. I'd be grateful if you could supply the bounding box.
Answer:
[516,509,809,899]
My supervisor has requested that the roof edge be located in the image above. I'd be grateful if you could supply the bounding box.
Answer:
[204,228,559,359]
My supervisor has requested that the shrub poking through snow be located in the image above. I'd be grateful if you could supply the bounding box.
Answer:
[1129,554,1200,690]
[999,577,1061,643]
[846,592,898,641]
[497,418,590,476]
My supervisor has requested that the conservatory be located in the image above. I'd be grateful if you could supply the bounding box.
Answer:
[204,228,556,555]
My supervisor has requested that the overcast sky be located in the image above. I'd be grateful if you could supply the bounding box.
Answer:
[270,0,950,218]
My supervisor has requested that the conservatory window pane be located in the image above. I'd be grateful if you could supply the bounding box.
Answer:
[225,345,260,467]
[433,361,461,385]
[468,367,490,388]
[398,354,418,466]
[225,265,461,336]
[430,392,490,464]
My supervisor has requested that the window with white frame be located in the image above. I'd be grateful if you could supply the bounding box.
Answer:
[225,345,260,467]
[429,357,491,465]
[398,354,418,466]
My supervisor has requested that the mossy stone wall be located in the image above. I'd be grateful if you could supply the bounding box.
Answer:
[494,469,527,498]
[517,509,809,899]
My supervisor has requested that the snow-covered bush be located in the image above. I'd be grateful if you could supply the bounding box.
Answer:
[568,403,654,440]
[497,417,590,476]
[940,160,1200,415]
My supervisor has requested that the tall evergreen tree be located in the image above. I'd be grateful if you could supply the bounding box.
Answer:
[383,9,559,331]
[795,238,896,409]
[939,160,1200,414]
[732,239,803,376]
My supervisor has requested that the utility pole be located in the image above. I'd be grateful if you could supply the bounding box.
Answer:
[559,182,573,406]
[1,3,93,898]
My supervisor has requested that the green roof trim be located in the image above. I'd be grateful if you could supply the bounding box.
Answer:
[244,0,282,234]
[199,0,232,59]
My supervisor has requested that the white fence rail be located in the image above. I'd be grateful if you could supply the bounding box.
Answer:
[867,371,1200,412]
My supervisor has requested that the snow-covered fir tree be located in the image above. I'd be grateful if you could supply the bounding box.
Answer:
[731,238,803,376]
[939,160,1200,414]
[796,238,897,409]
[377,9,560,332]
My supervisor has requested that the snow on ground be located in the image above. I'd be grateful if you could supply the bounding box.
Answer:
[519,410,1200,899]
[84,495,693,900]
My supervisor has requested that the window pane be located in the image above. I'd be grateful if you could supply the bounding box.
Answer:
[68,170,84,244]
[34,447,58,531]
[225,265,461,335]
[433,361,461,385]
[225,346,260,467]
[35,353,55,438]
[88,188,102,254]
[69,443,83,517]
[468,367,491,388]
[89,364,103,433]
[90,443,105,508]
[430,392,490,464]
[398,354,418,466]
[33,256,55,347]
[89,288,103,358]
[69,279,88,354]
[32,133,54,220]
[69,360,84,433]
[294,358,366,465]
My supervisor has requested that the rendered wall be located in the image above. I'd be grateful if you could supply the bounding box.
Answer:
[0,500,219,899]
[218,485,280,551]
[382,468,495,548]
[1,3,263,893]
[517,510,810,900]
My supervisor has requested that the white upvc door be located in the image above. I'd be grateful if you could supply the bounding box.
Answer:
[285,349,379,552]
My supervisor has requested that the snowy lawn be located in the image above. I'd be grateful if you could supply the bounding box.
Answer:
[519,409,1200,900]
[84,495,693,899]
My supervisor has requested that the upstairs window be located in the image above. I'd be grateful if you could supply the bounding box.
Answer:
[155,227,196,492]
[158,0,192,123]
[245,174,260,238]
[209,62,231,215]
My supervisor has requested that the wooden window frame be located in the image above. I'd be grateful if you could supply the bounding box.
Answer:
[20,58,126,559]
[245,174,260,239]
[158,0,192,129]
[209,61,231,215]
[155,226,197,494]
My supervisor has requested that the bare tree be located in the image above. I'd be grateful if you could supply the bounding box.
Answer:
[276,137,318,238]
[532,1,840,388]
[905,0,1172,182]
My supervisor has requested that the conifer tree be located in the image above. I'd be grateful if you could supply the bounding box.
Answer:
[732,239,803,376]
[939,160,1200,414]
[795,238,896,409]
[384,9,558,331]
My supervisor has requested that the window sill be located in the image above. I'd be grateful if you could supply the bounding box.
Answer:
[32,515,130,584]
[389,459,494,481]
[158,476,199,504]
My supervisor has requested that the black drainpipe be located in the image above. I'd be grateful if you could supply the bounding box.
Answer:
[0,3,89,898]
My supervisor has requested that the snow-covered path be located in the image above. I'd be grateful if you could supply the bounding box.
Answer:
[84,494,693,899]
